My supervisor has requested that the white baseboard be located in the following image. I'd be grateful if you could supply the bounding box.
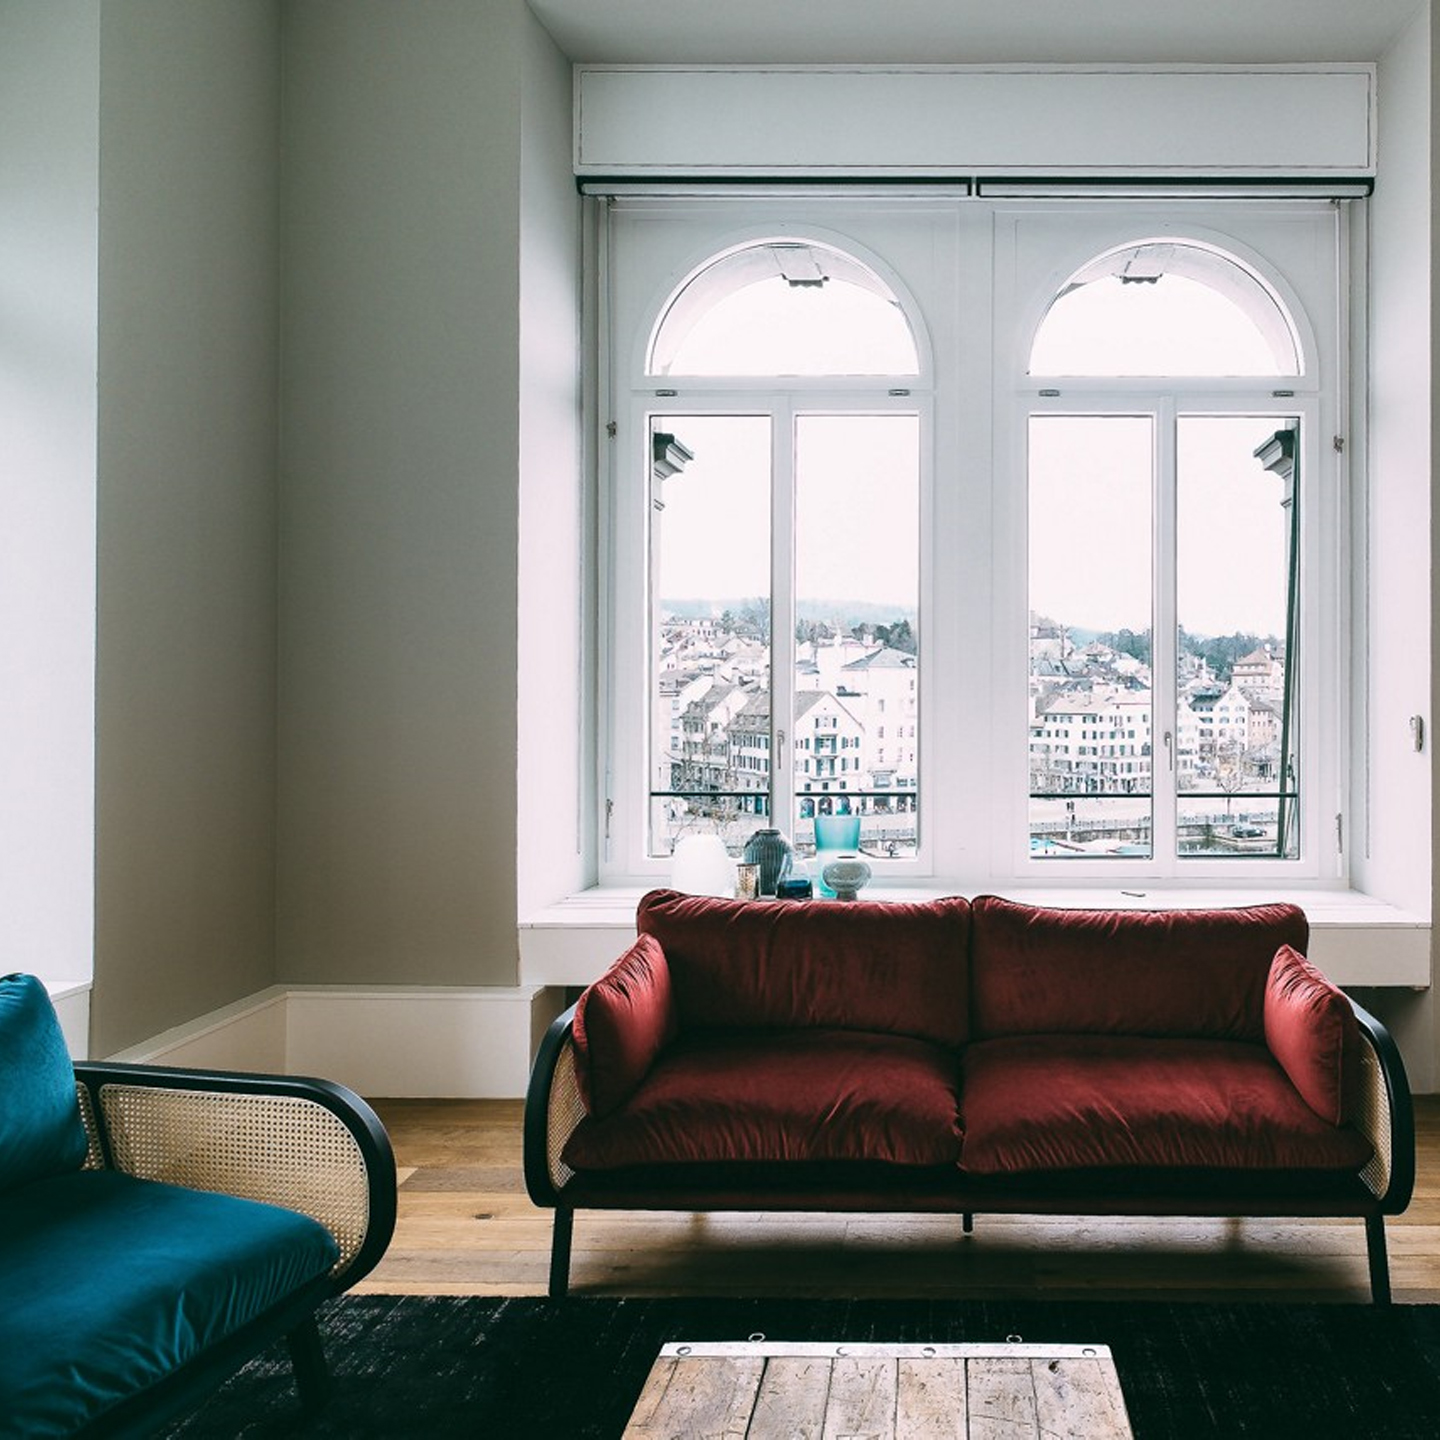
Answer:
[103,984,565,1098]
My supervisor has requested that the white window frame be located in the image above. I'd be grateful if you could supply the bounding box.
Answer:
[598,194,1353,891]
[991,201,1346,885]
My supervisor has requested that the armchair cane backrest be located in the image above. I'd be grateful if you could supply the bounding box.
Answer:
[1354,1039,1393,1202]
[74,1082,106,1171]
[98,1084,372,1276]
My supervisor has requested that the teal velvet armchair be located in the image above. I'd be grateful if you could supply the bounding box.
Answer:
[0,973,397,1438]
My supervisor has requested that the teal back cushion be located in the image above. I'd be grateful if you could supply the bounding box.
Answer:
[0,973,88,1192]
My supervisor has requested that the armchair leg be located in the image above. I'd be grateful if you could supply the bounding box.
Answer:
[1365,1214,1392,1306]
[549,1207,575,1298]
[287,1316,332,1412]
[962,1212,974,1235]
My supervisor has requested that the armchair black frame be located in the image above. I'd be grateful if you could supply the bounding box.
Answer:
[68,1061,397,1440]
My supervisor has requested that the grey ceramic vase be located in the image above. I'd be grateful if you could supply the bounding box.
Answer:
[820,852,872,901]
[741,827,795,897]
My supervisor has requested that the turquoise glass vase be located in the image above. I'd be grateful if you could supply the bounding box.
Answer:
[813,813,861,898]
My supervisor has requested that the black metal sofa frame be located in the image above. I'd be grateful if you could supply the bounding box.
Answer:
[525,998,1414,1304]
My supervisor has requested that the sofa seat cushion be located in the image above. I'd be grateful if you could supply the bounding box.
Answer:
[968,896,1309,1042]
[0,1169,340,1438]
[562,1028,963,1170]
[636,889,972,1046]
[959,1035,1374,1176]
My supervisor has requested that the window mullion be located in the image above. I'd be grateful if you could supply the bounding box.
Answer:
[770,400,798,835]
[1152,400,1180,867]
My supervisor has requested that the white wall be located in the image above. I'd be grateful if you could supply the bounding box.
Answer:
[1363,9,1434,918]
[517,13,589,917]
[277,0,528,986]
[0,0,100,992]
[92,0,283,1055]
[1350,4,1438,1092]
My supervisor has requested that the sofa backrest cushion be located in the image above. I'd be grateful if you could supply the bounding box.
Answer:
[1264,943,1360,1126]
[0,973,89,1194]
[635,889,972,1046]
[572,934,678,1118]
[968,896,1309,1040]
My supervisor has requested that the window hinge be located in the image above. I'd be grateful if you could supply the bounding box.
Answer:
[605,421,617,439]
[604,797,614,840]
[1333,435,1345,453]
[1335,812,1344,855]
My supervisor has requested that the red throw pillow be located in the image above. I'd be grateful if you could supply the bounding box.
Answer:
[1263,943,1359,1126]
[572,934,678,1118]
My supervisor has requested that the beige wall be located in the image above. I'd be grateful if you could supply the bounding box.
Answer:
[0,0,99,992]
[91,0,282,1055]
[518,13,589,917]
[277,0,537,986]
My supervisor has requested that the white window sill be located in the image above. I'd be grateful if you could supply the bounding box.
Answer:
[518,884,1431,990]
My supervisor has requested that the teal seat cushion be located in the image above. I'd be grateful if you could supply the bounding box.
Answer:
[0,1170,340,1437]
[0,973,88,1192]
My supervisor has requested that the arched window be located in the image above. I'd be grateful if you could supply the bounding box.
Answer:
[1030,239,1302,377]
[603,198,1345,891]
[620,229,928,870]
[1024,234,1310,866]
[648,239,920,377]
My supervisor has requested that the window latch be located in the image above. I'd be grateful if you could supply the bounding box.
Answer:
[1163,729,1175,771]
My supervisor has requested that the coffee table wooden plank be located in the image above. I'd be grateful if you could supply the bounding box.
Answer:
[1030,1357,1133,1439]
[624,1355,677,1433]
[896,1358,968,1438]
[823,1354,899,1439]
[624,1343,1133,1439]
[623,1355,764,1439]
[748,1356,833,1440]
[966,1357,1038,1439]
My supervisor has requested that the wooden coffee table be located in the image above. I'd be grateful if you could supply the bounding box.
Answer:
[623,1339,1134,1439]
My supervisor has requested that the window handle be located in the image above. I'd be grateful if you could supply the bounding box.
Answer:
[1163,730,1175,771]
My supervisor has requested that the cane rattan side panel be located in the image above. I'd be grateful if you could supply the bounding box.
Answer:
[74,1082,106,1171]
[547,1037,585,1192]
[1353,1034,1393,1201]
[99,1085,371,1275]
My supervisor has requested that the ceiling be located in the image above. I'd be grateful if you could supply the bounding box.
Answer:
[526,0,1427,66]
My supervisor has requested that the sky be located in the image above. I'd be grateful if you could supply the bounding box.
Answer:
[1029,412,1292,638]
[655,412,920,612]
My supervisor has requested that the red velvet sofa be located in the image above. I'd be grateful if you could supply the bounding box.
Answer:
[525,889,1413,1301]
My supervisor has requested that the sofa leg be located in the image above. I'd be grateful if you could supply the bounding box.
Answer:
[962,1212,974,1235]
[1365,1214,1392,1305]
[549,1206,575,1298]
[287,1316,331,1413]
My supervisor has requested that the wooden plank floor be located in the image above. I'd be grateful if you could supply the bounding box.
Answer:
[353,1095,1440,1303]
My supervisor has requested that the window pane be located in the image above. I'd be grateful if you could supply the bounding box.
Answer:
[650,241,919,377]
[648,415,772,856]
[1029,416,1154,858]
[793,414,920,860]
[1030,241,1300,377]
[1176,416,1300,859]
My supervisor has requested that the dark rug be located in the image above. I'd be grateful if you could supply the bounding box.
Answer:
[165,1296,1440,1438]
